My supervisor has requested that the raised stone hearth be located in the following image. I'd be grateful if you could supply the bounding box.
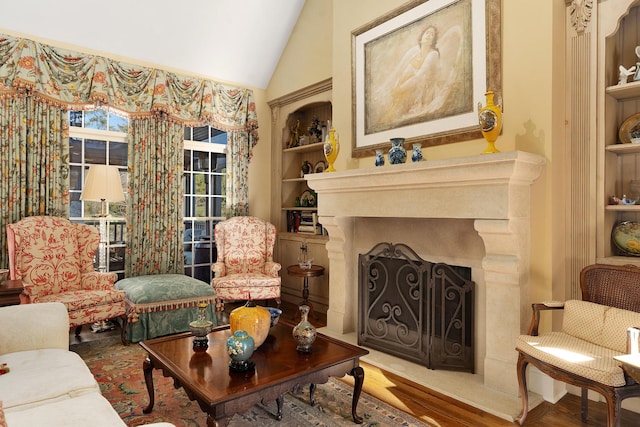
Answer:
[306,150,545,419]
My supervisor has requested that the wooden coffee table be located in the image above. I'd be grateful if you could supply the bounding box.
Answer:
[140,322,369,426]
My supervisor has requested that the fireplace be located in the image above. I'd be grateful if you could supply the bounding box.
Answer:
[306,151,545,418]
[359,242,474,372]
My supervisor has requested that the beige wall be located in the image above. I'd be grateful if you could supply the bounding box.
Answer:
[264,0,567,315]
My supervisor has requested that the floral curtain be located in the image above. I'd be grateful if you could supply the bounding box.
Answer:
[0,33,259,271]
[0,95,68,268]
[126,116,184,276]
[225,125,258,217]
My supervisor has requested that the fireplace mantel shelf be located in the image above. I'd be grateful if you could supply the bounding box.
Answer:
[305,150,545,220]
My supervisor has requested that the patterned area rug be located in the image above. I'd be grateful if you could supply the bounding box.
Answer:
[71,336,429,426]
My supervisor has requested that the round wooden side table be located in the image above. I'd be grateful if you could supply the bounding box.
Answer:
[286,264,324,320]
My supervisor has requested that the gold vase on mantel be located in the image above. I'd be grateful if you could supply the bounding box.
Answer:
[323,127,340,172]
[477,90,502,154]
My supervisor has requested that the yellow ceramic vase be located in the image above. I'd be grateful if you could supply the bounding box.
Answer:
[229,301,271,348]
[478,90,502,154]
[323,128,340,172]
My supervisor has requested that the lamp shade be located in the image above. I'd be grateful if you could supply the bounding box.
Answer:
[81,165,125,202]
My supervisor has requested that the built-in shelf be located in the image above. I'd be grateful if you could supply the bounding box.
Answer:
[281,206,318,211]
[606,80,640,100]
[597,255,640,266]
[605,143,640,154]
[279,231,328,240]
[283,142,325,154]
[606,205,640,211]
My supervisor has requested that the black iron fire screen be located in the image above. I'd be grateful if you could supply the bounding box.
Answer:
[358,242,475,372]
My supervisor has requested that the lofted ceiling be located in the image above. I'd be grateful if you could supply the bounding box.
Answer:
[0,0,305,89]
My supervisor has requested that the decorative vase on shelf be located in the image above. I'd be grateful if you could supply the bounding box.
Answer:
[226,330,255,372]
[292,305,317,353]
[478,90,502,154]
[229,300,271,348]
[301,160,312,177]
[411,143,423,162]
[388,138,407,164]
[374,149,385,167]
[189,302,213,351]
[324,127,340,172]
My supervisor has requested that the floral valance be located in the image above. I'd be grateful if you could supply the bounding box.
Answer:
[0,33,258,135]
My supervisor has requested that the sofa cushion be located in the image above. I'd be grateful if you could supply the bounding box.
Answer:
[0,349,99,411]
[563,299,640,352]
[0,401,6,427]
[516,331,626,387]
[4,392,126,427]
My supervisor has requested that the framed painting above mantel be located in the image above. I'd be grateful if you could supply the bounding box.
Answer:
[351,0,502,157]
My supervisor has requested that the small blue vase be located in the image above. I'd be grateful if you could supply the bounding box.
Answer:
[388,138,406,164]
[411,143,423,162]
[374,149,385,167]
[227,330,255,371]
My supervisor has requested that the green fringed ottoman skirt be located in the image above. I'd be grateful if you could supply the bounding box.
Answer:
[115,274,217,342]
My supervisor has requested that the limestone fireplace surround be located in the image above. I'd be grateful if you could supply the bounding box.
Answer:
[305,150,545,420]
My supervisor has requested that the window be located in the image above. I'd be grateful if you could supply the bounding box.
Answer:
[183,125,227,282]
[68,108,128,279]
[69,112,227,282]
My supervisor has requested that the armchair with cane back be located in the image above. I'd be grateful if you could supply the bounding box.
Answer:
[6,216,128,344]
[516,263,640,427]
[211,216,281,312]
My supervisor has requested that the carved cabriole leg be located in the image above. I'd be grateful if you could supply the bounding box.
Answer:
[209,414,230,427]
[275,394,284,421]
[350,366,365,424]
[75,325,82,337]
[515,353,529,425]
[120,315,128,345]
[142,357,155,414]
[309,383,317,406]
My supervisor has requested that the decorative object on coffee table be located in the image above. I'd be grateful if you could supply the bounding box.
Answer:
[267,307,282,327]
[293,305,316,353]
[229,300,271,348]
[189,302,213,351]
[226,330,255,372]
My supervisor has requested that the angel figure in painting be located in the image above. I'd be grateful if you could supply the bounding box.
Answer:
[369,23,464,132]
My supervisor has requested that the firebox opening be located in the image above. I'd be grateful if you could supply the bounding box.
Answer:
[358,242,475,373]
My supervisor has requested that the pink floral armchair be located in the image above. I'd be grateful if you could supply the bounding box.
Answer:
[211,216,281,312]
[7,216,127,344]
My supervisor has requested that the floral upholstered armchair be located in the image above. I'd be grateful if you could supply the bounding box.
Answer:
[7,216,128,344]
[211,216,281,312]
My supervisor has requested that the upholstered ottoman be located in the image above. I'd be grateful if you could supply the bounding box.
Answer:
[115,274,217,342]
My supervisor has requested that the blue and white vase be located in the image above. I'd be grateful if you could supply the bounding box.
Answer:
[374,149,385,167]
[388,138,407,164]
[411,143,423,162]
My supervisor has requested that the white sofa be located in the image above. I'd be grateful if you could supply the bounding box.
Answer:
[0,302,173,427]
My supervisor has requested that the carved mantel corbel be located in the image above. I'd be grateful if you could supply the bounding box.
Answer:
[567,0,593,33]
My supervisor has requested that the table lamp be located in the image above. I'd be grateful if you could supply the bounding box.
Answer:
[80,165,125,273]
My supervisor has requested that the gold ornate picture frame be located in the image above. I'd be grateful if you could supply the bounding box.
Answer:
[351,0,502,157]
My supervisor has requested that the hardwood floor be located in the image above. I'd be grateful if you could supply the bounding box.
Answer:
[71,301,640,426]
